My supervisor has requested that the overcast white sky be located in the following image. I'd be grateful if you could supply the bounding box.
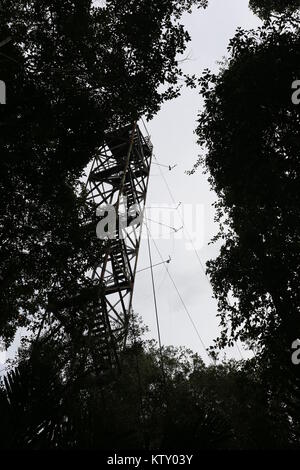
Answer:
[134,0,261,362]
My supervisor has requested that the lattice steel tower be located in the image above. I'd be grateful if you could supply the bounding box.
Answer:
[85,122,153,378]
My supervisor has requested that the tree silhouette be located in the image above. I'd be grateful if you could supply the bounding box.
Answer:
[249,0,300,19]
[195,14,300,354]
[194,13,300,442]
[0,328,296,449]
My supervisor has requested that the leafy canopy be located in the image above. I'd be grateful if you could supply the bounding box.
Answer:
[249,0,300,19]
[195,17,300,354]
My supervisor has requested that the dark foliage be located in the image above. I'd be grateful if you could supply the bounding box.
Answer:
[195,16,300,356]
[194,14,300,444]
[249,0,300,19]
[0,334,295,449]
